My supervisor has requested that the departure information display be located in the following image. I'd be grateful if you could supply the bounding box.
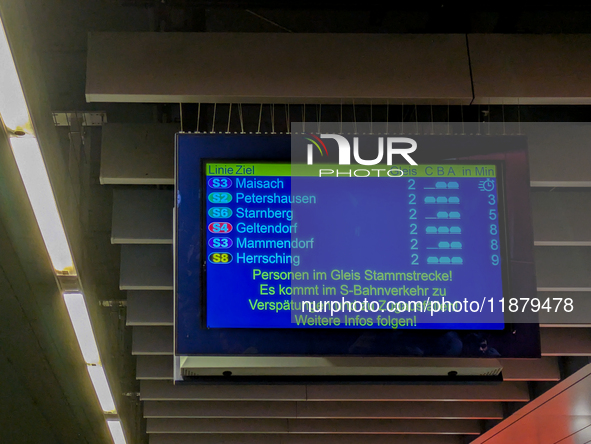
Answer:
[204,162,507,330]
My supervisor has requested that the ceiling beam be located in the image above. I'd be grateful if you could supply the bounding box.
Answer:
[143,400,503,419]
[86,33,472,105]
[140,380,529,402]
[146,417,482,434]
[148,433,464,444]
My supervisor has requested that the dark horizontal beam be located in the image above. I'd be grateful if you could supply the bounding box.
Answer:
[143,400,503,419]
[140,380,529,402]
[131,325,591,357]
[148,433,464,444]
[120,1,591,11]
[146,418,481,434]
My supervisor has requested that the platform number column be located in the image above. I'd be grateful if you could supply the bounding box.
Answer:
[408,179,419,265]
[207,177,234,264]
[482,178,500,267]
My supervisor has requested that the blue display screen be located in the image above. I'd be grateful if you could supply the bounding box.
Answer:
[205,163,506,330]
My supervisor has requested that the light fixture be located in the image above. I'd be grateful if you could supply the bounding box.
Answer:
[87,365,116,413]
[63,292,100,364]
[10,137,75,274]
[106,419,127,444]
[0,14,75,275]
[2,11,124,441]
[64,292,117,414]
[0,17,30,135]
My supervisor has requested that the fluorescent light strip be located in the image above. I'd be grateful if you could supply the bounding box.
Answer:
[10,137,75,273]
[106,420,127,444]
[0,15,74,275]
[87,365,117,413]
[63,292,100,364]
[64,292,117,414]
[0,17,28,133]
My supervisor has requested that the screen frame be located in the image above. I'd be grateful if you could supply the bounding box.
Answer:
[175,133,540,358]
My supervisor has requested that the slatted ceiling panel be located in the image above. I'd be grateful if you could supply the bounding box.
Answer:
[144,401,298,419]
[87,33,473,105]
[113,188,173,243]
[467,35,591,105]
[133,326,174,355]
[127,291,173,326]
[136,355,559,382]
[531,191,591,246]
[136,356,174,380]
[306,382,529,402]
[136,356,558,382]
[129,326,591,357]
[540,328,591,356]
[120,244,173,290]
[296,402,503,420]
[144,401,504,420]
[522,123,591,187]
[499,358,560,381]
[146,418,482,434]
[291,419,482,434]
[112,189,173,244]
[133,326,172,355]
[148,418,290,433]
[150,435,282,444]
[140,380,529,402]
[135,357,559,382]
[535,247,591,291]
[149,434,465,444]
[141,381,308,401]
[539,293,591,327]
[100,123,178,185]
[101,123,591,186]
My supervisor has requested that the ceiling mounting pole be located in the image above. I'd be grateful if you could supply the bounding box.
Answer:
[502,100,506,135]
[447,100,450,135]
[370,100,373,135]
[518,98,521,135]
[212,103,217,133]
[353,99,357,134]
[257,103,263,134]
[488,100,491,135]
[302,104,306,133]
[239,104,244,134]
[340,100,343,134]
[285,104,290,134]
[179,103,183,133]
[386,99,389,134]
